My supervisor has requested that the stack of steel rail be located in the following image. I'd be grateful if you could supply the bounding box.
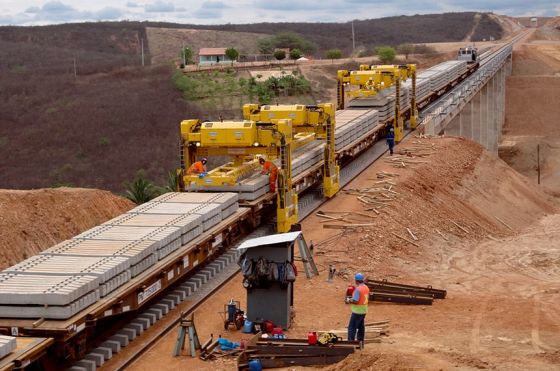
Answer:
[366,279,447,305]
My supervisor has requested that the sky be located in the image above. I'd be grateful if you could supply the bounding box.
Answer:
[0,0,559,26]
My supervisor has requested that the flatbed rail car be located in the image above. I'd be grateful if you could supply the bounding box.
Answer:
[0,207,254,361]
[0,44,507,368]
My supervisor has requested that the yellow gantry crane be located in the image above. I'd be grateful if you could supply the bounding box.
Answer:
[242,103,340,198]
[178,118,298,232]
[337,64,417,142]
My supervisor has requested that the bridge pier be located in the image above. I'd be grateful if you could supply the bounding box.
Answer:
[444,62,507,154]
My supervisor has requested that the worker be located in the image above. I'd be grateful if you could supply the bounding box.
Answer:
[386,127,395,155]
[187,157,207,175]
[259,157,278,192]
[346,272,369,346]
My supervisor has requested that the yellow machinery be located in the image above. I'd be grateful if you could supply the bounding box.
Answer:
[242,103,340,198]
[178,118,298,233]
[337,64,417,142]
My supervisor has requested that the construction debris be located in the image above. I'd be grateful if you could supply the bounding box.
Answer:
[317,320,390,344]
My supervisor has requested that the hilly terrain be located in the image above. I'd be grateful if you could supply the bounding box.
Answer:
[0,13,503,193]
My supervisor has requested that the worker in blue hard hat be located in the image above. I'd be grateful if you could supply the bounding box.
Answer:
[346,272,370,346]
[386,127,395,155]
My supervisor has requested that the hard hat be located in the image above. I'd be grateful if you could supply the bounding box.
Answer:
[354,273,365,282]
[389,127,394,132]
[201,157,208,163]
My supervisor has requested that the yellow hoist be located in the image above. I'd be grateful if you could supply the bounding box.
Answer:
[337,64,417,142]
[243,103,340,198]
[177,104,340,233]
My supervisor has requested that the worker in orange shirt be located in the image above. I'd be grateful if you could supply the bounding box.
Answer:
[187,157,208,175]
[259,157,278,192]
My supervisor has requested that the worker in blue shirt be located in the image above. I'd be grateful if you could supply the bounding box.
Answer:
[386,127,395,155]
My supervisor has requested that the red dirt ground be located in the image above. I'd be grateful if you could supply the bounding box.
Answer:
[118,136,560,371]
[0,187,133,269]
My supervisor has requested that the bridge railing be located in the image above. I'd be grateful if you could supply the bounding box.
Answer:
[419,44,512,135]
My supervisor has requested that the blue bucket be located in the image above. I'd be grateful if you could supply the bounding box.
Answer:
[248,359,262,371]
[242,320,253,333]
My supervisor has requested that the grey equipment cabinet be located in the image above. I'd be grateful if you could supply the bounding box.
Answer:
[237,232,304,329]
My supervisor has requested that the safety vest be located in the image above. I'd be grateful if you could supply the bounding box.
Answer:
[351,284,369,314]
[187,161,205,174]
[263,161,278,175]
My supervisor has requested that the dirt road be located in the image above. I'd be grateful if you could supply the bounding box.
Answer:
[500,24,560,193]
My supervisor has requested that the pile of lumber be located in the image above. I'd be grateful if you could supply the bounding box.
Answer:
[318,320,390,344]
[317,210,377,230]
[385,155,430,168]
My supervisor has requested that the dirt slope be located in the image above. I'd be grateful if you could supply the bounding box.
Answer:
[124,136,559,371]
[0,188,133,270]
[500,24,560,193]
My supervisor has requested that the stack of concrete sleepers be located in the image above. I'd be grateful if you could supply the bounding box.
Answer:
[0,335,16,359]
[151,192,238,220]
[187,174,270,201]
[129,201,220,233]
[43,239,158,278]
[291,140,325,176]
[335,109,379,151]
[75,225,182,261]
[0,273,100,319]
[3,255,130,298]
[420,67,449,93]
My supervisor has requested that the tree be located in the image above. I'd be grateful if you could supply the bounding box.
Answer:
[325,48,342,60]
[225,47,239,64]
[375,46,396,64]
[257,38,275,54]
[274,50,286,60]
[124,170,159,204]
[181,47,193,65]
[289,48,302,60]
[397,44,414,60]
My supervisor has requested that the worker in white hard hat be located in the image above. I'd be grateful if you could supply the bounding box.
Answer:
[259,157,278,192]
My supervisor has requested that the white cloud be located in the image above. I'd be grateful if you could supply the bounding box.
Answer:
[0,0,558,25]
[145,1,175,12]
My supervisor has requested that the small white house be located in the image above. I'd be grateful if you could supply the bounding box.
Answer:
[198,48,234,65]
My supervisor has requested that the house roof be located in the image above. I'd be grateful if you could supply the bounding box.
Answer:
[199,48,227,56]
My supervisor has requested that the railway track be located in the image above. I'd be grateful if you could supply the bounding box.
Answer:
[96,38,529,369]
[0,34,523,371]
[76,121,400,371]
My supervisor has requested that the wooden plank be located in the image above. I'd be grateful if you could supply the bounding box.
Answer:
[495,216,514,231]
[391,232,420,247]
[450,220,470,234]
[324,223,376,230]
[434,228,449,241]
[406,228,418,241]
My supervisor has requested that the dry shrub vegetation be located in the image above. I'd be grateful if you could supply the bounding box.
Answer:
[0,23,199,192]
[0,14,502,193]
